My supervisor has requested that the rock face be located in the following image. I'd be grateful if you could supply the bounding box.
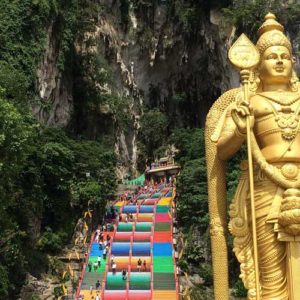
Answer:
[34,20,73,127]
[287,22,300,74]
[19,274,52,300]
[35,1,239,176]
[33,2,300,176]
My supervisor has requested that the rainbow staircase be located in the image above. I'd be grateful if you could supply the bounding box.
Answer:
[77,185,179,300]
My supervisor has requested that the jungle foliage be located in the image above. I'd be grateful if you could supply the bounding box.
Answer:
[0,1,117,298]
[223,0,300,38]
[0,96,116,297]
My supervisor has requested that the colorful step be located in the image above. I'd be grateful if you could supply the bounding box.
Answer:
[106,272,126,290]
[108,256,128,271]
[137,213,153,222]
[135,222,152,232]
[133,232,151,242]
[153,232,172,243]
[153,272,176,290]
[153,290,177,299]
[78,185,178,300]
[153,256,174,273]
[129,272,151,290]
[155,213,171,222]
[130,257,151,271]
[128,290,151,300]
[123,206,138,213]
[154,222,171,231]
[139,205,154,213]
[153,243,173,256]
[157,197,173,205]
[114,232,132,242]
[132,242,151,256]
[81,272,104,290]
[111,242,130,256]
[117,222,133,231]
[102,290,127,299]
[151,192,162,199]
[156,205,170,213]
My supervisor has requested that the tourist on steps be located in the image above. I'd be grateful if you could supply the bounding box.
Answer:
[88,261,92,272]
[96,279,101,290]
[95,233,99,243]
[110,255,115,267]
[106,234,111,243]
[122,268,127,280]
[112,262,117,274]
[96,226,101,236]
[137,258,142,272]
[142,260,147,271]
[93,261,98,271]
[97,255,101,267]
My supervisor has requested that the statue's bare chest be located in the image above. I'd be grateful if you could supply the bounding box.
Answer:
[252,94,300,140]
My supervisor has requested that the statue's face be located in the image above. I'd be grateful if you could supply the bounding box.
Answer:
[259,45,293,84]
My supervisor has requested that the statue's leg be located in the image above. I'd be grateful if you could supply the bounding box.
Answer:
[256,216,287,300]
[249,180,288,300]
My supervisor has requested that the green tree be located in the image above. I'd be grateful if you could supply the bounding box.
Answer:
[176,158,208,230]
[223,0,300,38]
[139,109,168,159]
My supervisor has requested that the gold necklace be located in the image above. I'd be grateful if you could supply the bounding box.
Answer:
[275,112,299,140]
[258,92,300,106]
[266,99,300,140]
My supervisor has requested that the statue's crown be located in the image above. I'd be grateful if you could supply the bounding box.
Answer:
[256,13,292,54]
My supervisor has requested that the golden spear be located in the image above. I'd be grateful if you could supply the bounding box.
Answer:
[228,33,260,299]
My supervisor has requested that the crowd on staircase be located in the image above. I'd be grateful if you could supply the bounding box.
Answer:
[76,179,179,300]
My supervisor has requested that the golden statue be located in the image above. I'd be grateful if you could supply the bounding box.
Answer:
[205,13,300,300]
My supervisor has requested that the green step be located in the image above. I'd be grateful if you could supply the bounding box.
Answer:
[154,222,171,231]
[86,256,106,273]
[153,273,176,290]
[81,272,104,290]
[117,222,133,231]
[129,272,151,290]
[153,256,174,273]
[156,206,170,213]
[106,272,126,290]
[135,222,152,232]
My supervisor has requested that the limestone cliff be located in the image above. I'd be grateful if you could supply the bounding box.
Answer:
[34,1,238,178]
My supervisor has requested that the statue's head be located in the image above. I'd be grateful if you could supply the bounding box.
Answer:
[255,13,297,89]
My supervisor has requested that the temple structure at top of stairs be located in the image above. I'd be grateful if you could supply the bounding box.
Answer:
[145,157,180,183]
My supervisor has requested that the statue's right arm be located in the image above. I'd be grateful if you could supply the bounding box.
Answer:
[217,109,245,160]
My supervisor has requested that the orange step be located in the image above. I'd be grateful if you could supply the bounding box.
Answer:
[153,290,177,299]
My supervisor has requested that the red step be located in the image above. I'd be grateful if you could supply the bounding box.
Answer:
[153,232,172,243]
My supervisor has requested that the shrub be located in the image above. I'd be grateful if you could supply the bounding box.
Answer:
[37,227,63,254]
[198,263,213,286]
[232,278,247,297]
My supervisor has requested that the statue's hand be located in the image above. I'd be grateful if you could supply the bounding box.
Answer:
[231,100,254,134]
